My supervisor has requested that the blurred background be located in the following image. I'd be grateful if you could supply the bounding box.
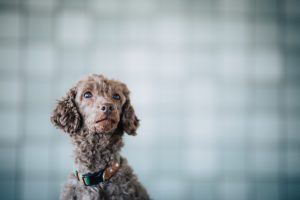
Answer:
[0,0,300,199]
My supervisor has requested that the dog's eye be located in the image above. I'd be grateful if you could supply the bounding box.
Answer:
[112,94,120,100]
[83,91,93,99]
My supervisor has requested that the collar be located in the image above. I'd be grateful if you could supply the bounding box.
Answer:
[74,162,120,186]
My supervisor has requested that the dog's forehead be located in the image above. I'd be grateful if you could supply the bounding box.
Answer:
[77,80,106,93]
[76,76,125,95]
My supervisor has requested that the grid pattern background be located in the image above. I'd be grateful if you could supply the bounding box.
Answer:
[0,0,300,199]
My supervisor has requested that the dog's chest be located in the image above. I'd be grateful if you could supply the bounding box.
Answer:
[75,185,104,200]
[74,181,122,200]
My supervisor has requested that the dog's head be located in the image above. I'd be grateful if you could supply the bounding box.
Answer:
[51,74,139,136]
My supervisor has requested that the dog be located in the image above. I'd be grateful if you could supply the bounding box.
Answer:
[51,74,150,200]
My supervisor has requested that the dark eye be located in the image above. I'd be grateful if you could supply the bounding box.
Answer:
[83,91,93,99]
[112,93,120,100]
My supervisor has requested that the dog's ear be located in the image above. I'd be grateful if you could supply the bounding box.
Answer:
[51,87,81,135]
[121,95,140,136]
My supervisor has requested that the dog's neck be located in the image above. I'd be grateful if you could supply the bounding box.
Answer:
[71,129,124,173]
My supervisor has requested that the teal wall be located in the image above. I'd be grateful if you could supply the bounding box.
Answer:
[0,0,300,199]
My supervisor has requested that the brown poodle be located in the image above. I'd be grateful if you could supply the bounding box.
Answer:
[51,74,150,200]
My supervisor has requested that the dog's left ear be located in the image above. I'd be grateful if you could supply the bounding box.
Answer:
[121,95,140,136]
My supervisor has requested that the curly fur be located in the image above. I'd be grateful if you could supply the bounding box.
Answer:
[51,88,82,135]
[51,74,150,200]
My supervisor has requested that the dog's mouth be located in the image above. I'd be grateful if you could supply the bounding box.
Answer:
[94,117,118,133]
[95,117,116,124]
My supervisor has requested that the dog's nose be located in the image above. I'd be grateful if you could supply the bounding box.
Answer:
[100,103,115,114]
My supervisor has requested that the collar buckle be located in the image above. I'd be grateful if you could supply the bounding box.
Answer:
[82,171,104,186]
[82,174,92,186]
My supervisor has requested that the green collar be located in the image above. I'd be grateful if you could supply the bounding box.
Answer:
[74,162,121,186]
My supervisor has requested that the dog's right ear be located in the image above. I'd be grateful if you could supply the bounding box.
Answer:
[51,87,81,134]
